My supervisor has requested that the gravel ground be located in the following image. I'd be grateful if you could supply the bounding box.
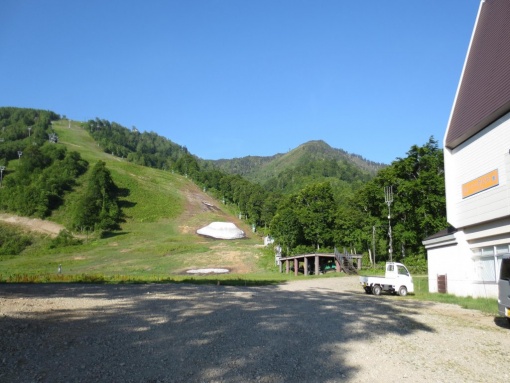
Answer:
[1,276,509,383]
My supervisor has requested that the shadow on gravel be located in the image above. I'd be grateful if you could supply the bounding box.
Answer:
[0,281,435,383]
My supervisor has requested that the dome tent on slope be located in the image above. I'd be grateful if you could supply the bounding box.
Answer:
[196,222,246,240]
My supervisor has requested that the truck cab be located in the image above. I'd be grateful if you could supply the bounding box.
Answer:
[385,262,411,279]
[498,254,510,324]
[359,262,414,296]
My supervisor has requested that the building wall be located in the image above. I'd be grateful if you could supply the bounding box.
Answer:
[427,246,455,294]
[445,112,510,229]
[427,241,500,297]
[438,113,510,298]
[427,231,479,297]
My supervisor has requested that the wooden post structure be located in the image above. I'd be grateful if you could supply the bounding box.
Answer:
[280,253,355,276]
[335,257,340,273]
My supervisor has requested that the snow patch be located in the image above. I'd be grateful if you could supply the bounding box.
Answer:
[186,268,230,274]
[196,222,245,240]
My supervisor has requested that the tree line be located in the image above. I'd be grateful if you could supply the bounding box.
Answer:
[86,118,189,169]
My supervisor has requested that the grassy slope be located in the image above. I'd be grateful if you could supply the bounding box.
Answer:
[0,120,279,280]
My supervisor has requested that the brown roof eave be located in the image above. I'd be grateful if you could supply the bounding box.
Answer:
[445,100,510,149]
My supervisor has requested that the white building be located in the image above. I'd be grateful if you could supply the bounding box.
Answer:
[424,0,510,298]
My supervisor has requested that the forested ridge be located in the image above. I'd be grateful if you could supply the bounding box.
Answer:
[0,107,447,265]
[207,140,385,195]
[86,118,189,169]
[0,108,124,246]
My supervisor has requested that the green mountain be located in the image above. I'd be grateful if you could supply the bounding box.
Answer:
[58,116,385,198]
[207,140,385,194]
[0,107,269,279]
[74,115,385,215]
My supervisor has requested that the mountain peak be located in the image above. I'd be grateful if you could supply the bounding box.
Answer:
[207,140,385,189]
[298,140,331,150]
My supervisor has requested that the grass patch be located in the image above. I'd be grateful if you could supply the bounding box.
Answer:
[412,275,498,316]
[0,271,294,286]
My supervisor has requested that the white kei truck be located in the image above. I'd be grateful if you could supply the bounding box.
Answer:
[359,262,414,296]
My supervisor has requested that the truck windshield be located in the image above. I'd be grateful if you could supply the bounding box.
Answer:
[501,257,510,281]
[397,266,408,275]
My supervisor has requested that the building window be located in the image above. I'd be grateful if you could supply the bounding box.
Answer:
[496,244,509,255]
[474,257,496,281]
[472,244,510,282]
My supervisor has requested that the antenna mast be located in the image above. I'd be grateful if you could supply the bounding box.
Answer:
[384,186,393,262]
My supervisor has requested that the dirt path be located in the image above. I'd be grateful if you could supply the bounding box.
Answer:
[178,182,243,235]
[0,214,63,237]
[1,277,508,383]
[176,183,259,274]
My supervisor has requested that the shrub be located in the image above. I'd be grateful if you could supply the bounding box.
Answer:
[0,224,32,255]
[402,254,428,274]
[48,230,82,249]
[293,244,315,255]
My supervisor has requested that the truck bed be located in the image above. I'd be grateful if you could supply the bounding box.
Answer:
[359,275,399,285]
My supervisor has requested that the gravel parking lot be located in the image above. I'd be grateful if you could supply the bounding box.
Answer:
[1,276,509,383]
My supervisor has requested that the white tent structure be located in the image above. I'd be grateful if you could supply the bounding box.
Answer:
[196,222,245,240]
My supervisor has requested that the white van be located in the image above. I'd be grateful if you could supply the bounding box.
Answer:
[498,254,510,324]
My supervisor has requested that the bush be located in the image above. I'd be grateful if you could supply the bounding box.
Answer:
[0,224,32,255]
[402,254,428,274]
[293,245,315,255]
[48,230,82,249]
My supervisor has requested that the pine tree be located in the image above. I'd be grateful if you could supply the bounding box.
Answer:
[72,161,122,232]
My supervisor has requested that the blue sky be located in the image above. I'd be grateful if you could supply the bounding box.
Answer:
[1,0,480,164]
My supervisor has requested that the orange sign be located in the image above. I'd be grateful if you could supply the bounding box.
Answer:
[462,169,499,198]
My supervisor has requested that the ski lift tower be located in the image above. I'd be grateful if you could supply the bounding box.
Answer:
[384,186,393,262]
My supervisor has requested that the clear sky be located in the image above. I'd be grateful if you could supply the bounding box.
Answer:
[0,0,481,164]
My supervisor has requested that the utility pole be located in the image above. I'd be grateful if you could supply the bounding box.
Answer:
[0,166,5,187]
[384,186,393,262]
[372,225,376,265]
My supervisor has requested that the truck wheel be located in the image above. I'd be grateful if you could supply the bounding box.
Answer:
[398,286,408,296]
[372,285,382,296]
